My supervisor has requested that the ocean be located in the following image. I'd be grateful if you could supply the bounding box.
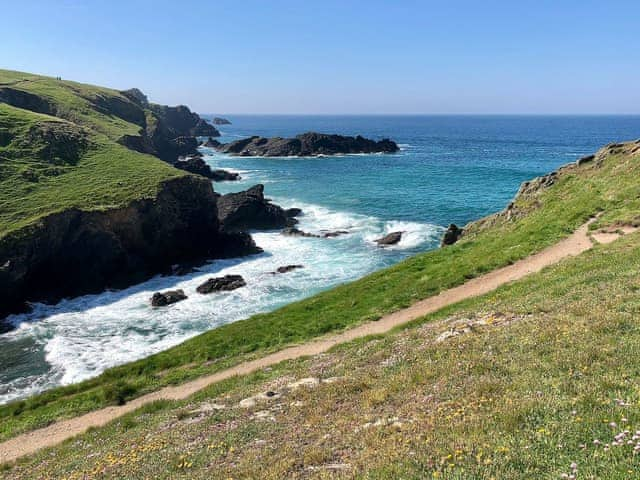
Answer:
[1,115,639,404]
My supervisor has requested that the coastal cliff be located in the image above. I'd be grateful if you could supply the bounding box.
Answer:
[0,69,254,322]
[0,175,259,319]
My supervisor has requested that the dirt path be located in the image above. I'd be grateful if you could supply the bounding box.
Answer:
[0,219,634,463]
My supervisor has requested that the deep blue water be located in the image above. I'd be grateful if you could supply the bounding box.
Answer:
[1,115,639,403]
[208,115,640,226]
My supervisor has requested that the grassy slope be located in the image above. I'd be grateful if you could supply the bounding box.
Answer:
[1,140,639,444]
[0,69,183,238]
[5,153,640,478]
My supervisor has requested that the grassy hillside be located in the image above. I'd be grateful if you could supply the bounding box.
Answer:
[5,144,640,478]
[1,139,638,445]
[0,69,184,238]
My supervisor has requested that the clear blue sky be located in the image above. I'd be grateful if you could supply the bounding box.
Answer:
[3,0,639,114]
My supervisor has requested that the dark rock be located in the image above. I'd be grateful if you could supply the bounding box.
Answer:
[173,157,240,182]
[173,157,214,177]
[217,184,297,231]
[275,265,304,274]
[202,137,222,148]
[149,104,220,138]
[284,208,302,218]
[211,170,240,181]
[162,259,206,277]
[281,227,320,238]
[576,154,595,166]
[196,274,246,294]
[212,117,232,125]
[150,289,187,307]
[441,224,463,246]
[375,231,403,246]
[120,88,149,107]
[218,132,399,157]
[322,230,349,238]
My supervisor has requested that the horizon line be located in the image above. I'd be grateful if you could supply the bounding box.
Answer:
[203,112,640,117]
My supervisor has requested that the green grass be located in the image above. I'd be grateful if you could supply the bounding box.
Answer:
[1,140,639,444]
[5,190,640,478]
[0,70,184,238]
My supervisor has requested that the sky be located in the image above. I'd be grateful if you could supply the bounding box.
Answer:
[2,0,640,114]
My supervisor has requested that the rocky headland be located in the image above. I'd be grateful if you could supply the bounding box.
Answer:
[0,70,277,325]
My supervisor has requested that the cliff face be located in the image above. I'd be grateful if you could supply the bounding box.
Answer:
[0,176,259,318]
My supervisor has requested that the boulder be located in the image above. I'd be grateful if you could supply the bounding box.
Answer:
[281,227,320,238]
[196,274,246,294]
[217,132,399,157]
[275,265,304,274]
[150,289,187,307]
[217,184,297,231]
[375,231,403,246]
[441,224,463,246]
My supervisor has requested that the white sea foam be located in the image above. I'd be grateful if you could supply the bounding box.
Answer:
[0,198,441,404]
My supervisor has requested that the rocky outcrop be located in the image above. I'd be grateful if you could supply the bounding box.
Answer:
[281,227,348,238]
[281,227,319,238]
[150,289,187,307]
[24,121,90,165]
[217,132,399,157]
[375,231,403,246]
[115,89,221,162]
[173,157,240,181]
[211,170,240,181]
[275,265,303,274]
[0,176,261,319]
[147,104,220,138]
[212,117,232,125]
[202,137,222,148]
[441,224,463,246]
[217,184,298,231]
[196,275,246,294]
[284,208,302,218]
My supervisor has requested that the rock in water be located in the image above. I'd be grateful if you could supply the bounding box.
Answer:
[150,289,188,306]
[211,169,240,181]
[281,227,320,238]
[322,230,349,238]
[212,117,232,125]
[441,224,463,246]
[375,231,403,246]
[196,275,246,294]
[217,184,297,231]
[217,132,399,157]
[275,265,304,274]
[202,137,222,148]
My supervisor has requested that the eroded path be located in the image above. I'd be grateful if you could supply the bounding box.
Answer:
[0,219,634,463]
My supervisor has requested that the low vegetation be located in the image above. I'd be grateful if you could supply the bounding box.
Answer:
[6,183,640,478]
[0,69,184,238]
[1,140,639,446]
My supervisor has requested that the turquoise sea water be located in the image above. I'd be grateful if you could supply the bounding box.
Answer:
[1,115,639,403]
